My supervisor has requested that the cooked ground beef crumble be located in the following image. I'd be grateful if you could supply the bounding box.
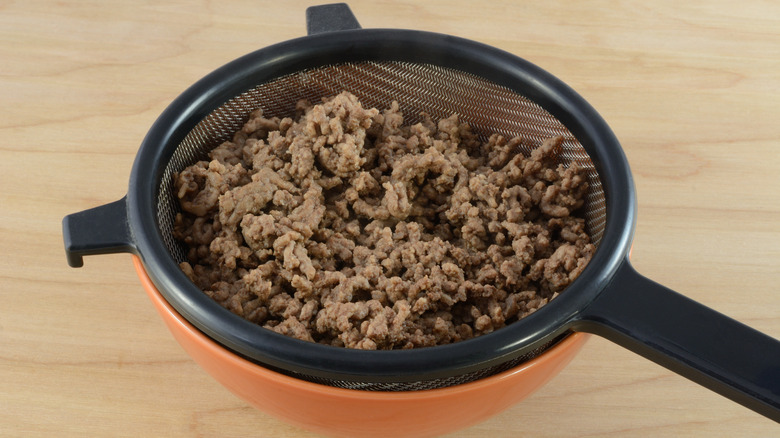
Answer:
[173,91,595,349]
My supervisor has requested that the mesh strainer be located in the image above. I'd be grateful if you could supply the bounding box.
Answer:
[63,3,780,422]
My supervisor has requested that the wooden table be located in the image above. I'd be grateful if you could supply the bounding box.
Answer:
[2,1,778,436]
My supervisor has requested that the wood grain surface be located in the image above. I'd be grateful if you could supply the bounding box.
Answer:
[1,1,778,436]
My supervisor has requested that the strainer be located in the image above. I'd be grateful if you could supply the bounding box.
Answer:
[63,2,780,424]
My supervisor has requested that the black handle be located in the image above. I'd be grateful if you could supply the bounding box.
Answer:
[306,3,361,35]
[575,259,780,422]
[62,197,137,267]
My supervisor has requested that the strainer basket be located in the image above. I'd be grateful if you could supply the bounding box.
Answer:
[63,2,780,425]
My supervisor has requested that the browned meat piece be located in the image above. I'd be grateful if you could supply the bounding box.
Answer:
[173,91,594,349]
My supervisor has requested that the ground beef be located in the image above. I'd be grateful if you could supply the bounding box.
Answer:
[173,91,595,349]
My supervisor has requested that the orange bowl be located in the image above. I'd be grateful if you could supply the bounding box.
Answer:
[134,255,588,438]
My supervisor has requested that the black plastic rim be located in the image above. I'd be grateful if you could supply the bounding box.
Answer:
[127,28,636,383]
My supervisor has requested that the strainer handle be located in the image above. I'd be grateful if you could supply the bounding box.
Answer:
[306,3,361,35]
[62,196,137,268]
[576,259,780,422]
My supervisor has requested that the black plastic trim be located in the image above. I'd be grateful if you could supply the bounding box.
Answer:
[576,260,780,422]
[126,28,635,382]
[306,3,361,35]
[62,197,137,267]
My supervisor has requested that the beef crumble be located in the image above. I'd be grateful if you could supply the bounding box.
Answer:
[173,91,595,349]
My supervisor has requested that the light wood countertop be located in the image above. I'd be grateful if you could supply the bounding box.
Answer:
[2,1,778,436]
